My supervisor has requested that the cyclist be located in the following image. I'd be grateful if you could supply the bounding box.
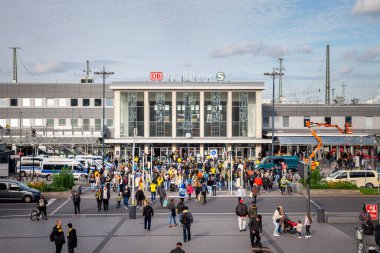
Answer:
[38,195,48,220]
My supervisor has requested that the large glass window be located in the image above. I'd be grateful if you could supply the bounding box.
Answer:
[149,92,172,137]
[71,99,78,107]
[22,119,31,127]
[59,119,66,126]
[204,92,227,137]
[47,98,55,107]
[0,98,7,107]
[120,92,144,137]
[10,119,18,127]
[106,98,114,107]
[71,119,78,127]
[106,119,114,127]
[34,98,43,107]
[176,92,200,137]
[83,99,90,107]
[283,116,289,128]
[46,119,54,126]
[95,119,102,131]
[263,117,269,128]
[22,98,30,107]
[83,118,90,131]
[34,119,43,126]
[232,92,256,137]
[304,116,310,127]
[95,99,102,107]
[58,98,67,107]
[10,99,18,106]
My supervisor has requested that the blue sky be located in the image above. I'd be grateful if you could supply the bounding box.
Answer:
[0,0,379,103]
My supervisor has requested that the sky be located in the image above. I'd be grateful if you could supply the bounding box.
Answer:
[0,0,379,104]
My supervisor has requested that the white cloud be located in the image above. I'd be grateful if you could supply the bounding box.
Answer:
[32,62,67,74]
[353,0,380,16]
[339,66,354,75]
[342,46,380,62]
[209,41,288,59]
[297,45,313,54]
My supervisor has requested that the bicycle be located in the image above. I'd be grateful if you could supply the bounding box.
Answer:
[30,205,45,221]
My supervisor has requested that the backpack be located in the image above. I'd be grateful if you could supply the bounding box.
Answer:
[181,213,189,225]
[201,185,207,193]
[49,231,55,242]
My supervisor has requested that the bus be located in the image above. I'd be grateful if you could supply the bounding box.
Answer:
[41,158,88,181]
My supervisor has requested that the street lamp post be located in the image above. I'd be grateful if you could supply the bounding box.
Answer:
[94,67,114,174]
[264,68,284,169]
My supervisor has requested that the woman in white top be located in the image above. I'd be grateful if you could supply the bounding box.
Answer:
[304,214,313,238]
[272,207,283,236]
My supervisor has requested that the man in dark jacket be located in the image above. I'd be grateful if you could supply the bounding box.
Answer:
[67,223,77,253]
[72,191,81,215]
[102,187,111,212]
[142,200,154,231]
[248,215,262,248]
[170,242,185,253]
[200,183,208,204]
[235,199,249,232]
[157,184,167,207]
[177,198,185,223]
[180,206,193,242]
[136,187,145,209]
[51,219,65,253]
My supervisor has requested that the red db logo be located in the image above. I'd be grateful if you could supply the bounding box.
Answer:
[150,72,163,81]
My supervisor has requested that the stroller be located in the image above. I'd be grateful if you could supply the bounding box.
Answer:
[283,215,298,234]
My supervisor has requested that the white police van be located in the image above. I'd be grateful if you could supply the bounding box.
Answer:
[41,158,88,181]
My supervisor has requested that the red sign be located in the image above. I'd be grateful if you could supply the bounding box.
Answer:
[150,72,163,81]
[366,204,378,220]
[17,152,24,156]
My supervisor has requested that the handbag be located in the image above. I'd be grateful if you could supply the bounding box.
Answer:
[249,192,253,198]
[276,219,280,223]
[163,198,168,208]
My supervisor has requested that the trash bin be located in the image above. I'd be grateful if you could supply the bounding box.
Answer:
[317,208,326,223]
[129,205,137,219]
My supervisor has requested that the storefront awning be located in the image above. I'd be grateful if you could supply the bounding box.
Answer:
[277,136,379,146]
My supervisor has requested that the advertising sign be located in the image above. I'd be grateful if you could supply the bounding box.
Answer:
[366,204,378,220]
[150,72,163,81]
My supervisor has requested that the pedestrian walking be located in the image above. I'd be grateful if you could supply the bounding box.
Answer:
[72,191,81,215]
[304,214,312,238]
[177,198,185,224]
[200,183,208,204]
[67,223,77,253]
[95,188,102,212]
[150,181,157,203]
[180,206,193,242]
[38,195,48,220]
[212,176,217,196]
[235,199,249,232]
[136,187,145,209]
[116,193,122,208]
[295,220,303,239]
[50,219,65,253]
[186,184,193,201]
[168,198,177,227]
[248,203,258,222]
[280,176,287,195]
[170,242,185,253]
[236,186,245,203]
[102,187,110,212]
[272,207,283,237]
[123,187,131,210]
[248,214,262,248]
[157,184,167,207]
[250,183,259,204]
[143,200,154,231]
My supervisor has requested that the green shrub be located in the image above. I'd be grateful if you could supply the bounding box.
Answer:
[27,180,69,192]
[359,188,380,195]
[52,170,75,190]
[300,170,358,189]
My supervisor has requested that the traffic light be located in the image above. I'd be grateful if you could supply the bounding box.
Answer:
[32,128,36,137]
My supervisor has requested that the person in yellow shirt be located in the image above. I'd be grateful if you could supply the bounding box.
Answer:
[157,176,164,186]
[150,182,157,203]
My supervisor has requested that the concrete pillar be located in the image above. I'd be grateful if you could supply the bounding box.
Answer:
[255,91,262,139]
[172,91,176,138]
[200,143,204,159]
[200,91,204,138]
[144,91,149,138]
[255,144,262,159]
[114,91,121,138]
[227,91,232,138]
[144,144,149,154]
[172,144,176,153]
[114,144,121,159]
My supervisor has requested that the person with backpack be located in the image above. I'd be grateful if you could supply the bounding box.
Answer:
[157,184,167,207]
[200,183,208,204]
[38,195,48,220]
[67,223,77,253]
[304,214,312,238]
[168,198,177,227]
[142,200,154,231]
[180,206,194,242]
[177,198,185,224]
[235,199,249,232]
[248,215,262,248]
[250,183,259,204]
[50,219,65,253]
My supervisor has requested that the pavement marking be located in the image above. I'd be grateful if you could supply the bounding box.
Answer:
[309,198,323,209]
[0,214,29,218]
[0,209,31,211]
[50,197,71,216]
[261,229,285,253]
[46,198,56,207]
[93,217,126,253]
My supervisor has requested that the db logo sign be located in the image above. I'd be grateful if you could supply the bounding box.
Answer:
[150,72,163,81]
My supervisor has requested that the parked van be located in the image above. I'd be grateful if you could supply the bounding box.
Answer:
[0,179,40,202]
[255,156,299,172]
[16,157,43,177]
[41,158,88,181]
[325,170,379,188]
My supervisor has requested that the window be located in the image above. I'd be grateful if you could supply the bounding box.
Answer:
[95,99,102,106]
[9,184,21,191]
[0,119,6,128]
[47,98,55,107]
[263,117,269,128]
[34,119,43,126]
[22,98,30,107]
[336,172,347,179]
[350,172,364,178]
[283,116,289,128]
[83,119,90,130]
[22,119,31,127]
[0,98,7,107]
[10,119,18,127]
[83,99,90,107]
[0,183,6,190]
[34,98,43,107]
[71,99,78,107]
[345,116,352,124]
[95,119,102,131]
[46,119,54,126]
[304,116,310,127]
[106,119,114,127]
[10,99,18,106]
[58,98,67,107]
[106,98,114,107]
[59,119,66,126]
[366,172,375,178]
[71,119,78,127]
[325,117,331,124]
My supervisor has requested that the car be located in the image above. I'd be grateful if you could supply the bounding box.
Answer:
[255,156,299,172]
[324,169,379,188]
[0,179,40,202]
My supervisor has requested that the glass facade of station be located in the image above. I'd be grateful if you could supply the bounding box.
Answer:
[120,92,144,137]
